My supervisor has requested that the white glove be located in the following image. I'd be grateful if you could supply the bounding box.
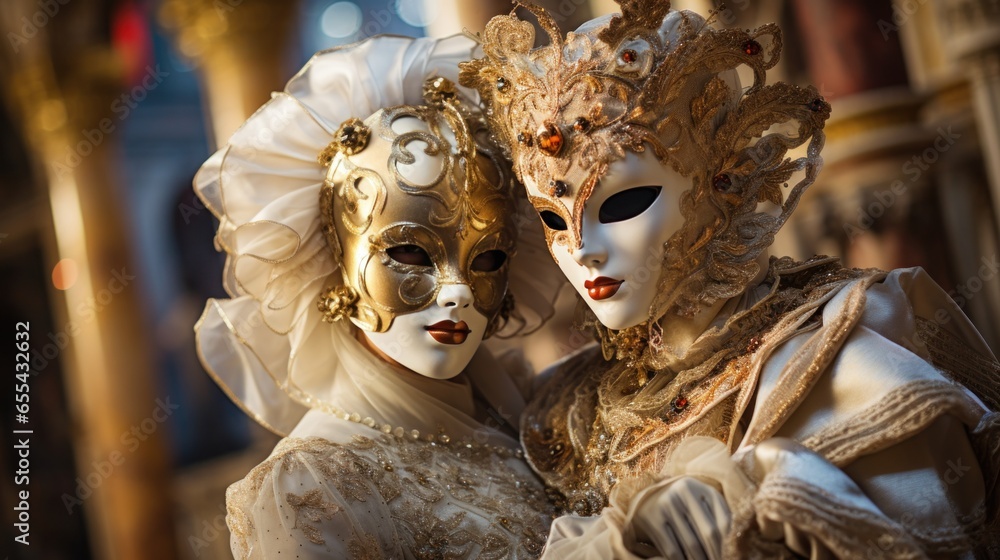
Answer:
[631,476,731,560]
[750,438,837,559]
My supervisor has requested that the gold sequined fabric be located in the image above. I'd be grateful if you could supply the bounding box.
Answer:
[228,429,555,559]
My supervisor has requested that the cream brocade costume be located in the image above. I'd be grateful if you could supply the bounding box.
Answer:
[194,35,563,558]
[532,258,1000,558]
[460,2,1000,557]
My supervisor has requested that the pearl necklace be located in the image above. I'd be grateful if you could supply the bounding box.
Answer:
[299,395,525,459]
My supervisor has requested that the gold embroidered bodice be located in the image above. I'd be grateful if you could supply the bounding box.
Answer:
[521,257,872,515]
[528,259,1000,558]
[227,426,555,559]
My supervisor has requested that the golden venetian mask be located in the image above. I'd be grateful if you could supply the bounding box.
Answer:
[318,78,517,333]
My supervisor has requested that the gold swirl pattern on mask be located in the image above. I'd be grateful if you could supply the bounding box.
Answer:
[317,78,517,333]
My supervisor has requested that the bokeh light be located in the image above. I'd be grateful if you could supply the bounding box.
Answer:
[321,2,363,39]
[395,0,437,28]
[52,258,79,290]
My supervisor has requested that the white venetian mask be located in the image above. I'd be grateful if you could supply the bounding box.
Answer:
[524,150,690,330]
[363,283,491,380]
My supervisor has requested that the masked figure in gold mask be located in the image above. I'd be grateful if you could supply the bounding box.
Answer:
[462,2,999,557]
[195,35,565,559]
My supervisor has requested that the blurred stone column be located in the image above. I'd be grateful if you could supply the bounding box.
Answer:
[159,0,299,148]
[454,0,514,32]
[789,0,955,282]
[904,0,1000,350]
[432,0,597,38]
[591,0,713,16]
[0,2,178,559]
[935,0,1000,245]
[157,2,300,557]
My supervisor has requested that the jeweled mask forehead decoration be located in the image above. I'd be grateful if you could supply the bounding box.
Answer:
[319,78,516,332]
[461,0,831,318]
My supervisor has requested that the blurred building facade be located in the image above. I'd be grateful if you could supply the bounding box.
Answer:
[0,0,996,558]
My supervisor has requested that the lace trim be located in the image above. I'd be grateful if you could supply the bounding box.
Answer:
[915,316,1000,412]
[798,380,994,555]
[227,433,553,559]
[970,412,1000,556]
[347,532,382,560]
[285,489,340,545]
[744,272,886,445]
[726,494,801,560]
[727,476,929,559]
[801,379,983,467]
[227,439,328,558]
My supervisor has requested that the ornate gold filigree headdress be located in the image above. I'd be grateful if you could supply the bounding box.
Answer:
[460,1,831,320]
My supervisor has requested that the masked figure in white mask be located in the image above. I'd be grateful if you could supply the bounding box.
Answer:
[194,35,565,559]
[462,1,999,557]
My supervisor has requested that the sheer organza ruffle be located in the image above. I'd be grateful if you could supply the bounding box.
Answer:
[193,35,563,436]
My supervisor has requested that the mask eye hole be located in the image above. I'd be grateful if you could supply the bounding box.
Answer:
[471,249,508,272]
[539,210,568,231]
[386,244,432,267]
[598,186,661,224]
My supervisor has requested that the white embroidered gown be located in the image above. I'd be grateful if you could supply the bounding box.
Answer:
[192,34,564,560]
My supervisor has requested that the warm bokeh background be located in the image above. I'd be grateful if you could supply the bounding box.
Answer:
[1,0,997,558]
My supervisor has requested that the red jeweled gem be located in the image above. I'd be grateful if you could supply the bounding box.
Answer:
[621,49,638,64]
[537,122,564,156]
[672,396,689,412]
[743,40,762,56]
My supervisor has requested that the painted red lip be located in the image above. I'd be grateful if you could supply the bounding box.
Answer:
[424,320,471,345]
[583,276,624,301]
